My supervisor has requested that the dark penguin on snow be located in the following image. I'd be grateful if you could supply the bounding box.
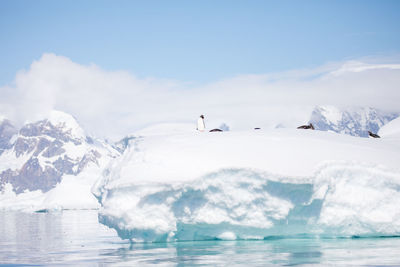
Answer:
[297,123,315,130]
[368,131,380,138]
[209,128,223,132]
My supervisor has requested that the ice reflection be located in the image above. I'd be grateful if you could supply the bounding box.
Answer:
[1,210,400,266]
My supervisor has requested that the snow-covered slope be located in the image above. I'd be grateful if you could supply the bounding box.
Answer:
[134,123,197,136]
[93,128,400,242]
[309,105,398,137]
[0,110,119,211]
[113,123,196,153]
[379,117,400,138]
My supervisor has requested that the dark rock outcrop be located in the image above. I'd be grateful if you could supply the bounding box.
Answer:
[297,123,315,130]
[1,158,62,193]
[368,131,380,138]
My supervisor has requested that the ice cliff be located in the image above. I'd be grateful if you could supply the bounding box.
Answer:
[93,127,400,242]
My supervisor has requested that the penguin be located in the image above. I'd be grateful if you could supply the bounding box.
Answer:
[368,131,380,138]
[197,115,205,132]
[297,123,315,130]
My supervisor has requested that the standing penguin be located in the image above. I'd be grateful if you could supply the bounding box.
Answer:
[197,115,205,132]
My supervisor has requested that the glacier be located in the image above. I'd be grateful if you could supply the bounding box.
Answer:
[93,126,400,242]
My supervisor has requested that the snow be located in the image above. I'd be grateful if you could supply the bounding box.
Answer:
[134,123,197,136]
[0,163,105,212]
[379,117,400,138]
[39,168,102,210]
[61,141,88,159]
[0,183,46,211]
[47,110,86,139]
[93,127,400,242]
[0,148,33,173]
[317,105,342,125]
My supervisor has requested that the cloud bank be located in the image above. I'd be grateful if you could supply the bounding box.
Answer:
[1,54,400,139]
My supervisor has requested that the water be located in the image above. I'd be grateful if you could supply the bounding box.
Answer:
[1,210,400,266]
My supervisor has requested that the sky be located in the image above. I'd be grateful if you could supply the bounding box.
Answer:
[1,0,400,84]
[1,1,400,139]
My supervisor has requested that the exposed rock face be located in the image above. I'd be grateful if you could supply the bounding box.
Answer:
[309,106,398,137]
[1,158,61,193]
[19,119,82,145]
[0,111,118,194]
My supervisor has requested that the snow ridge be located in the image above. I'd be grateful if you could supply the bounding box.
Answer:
[379,117,400,138]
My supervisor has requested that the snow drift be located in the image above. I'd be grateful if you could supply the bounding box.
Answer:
[93,127,400,242]
[379,117,400,139]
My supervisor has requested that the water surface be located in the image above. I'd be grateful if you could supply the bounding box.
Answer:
[0,210,399,266]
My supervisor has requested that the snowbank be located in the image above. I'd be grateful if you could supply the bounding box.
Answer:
[93,128,400,242]
[379,117,400,138]
[134,123,196,137]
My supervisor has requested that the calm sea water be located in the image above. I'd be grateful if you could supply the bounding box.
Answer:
[0,210,399,266]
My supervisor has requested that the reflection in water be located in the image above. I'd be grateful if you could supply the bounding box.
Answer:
[0,210,400,266]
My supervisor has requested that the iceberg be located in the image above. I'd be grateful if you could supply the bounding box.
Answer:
[93,127,400,242]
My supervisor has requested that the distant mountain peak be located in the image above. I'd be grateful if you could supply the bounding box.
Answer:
[23,110,85,141]
[47,110,84,136]
[0,110,118,194]
[309,105,398,137]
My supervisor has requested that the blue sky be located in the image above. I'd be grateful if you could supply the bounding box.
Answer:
[1,0,399,86]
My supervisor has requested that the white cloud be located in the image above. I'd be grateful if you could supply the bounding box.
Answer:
[1,53,400,140]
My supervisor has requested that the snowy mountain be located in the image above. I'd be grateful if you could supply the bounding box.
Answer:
[0,118,17,155]
[308,106,398,137]
[0,111,119,211]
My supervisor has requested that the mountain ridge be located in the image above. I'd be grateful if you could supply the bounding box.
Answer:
[0,110,118,196]
[308,105,398,137]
